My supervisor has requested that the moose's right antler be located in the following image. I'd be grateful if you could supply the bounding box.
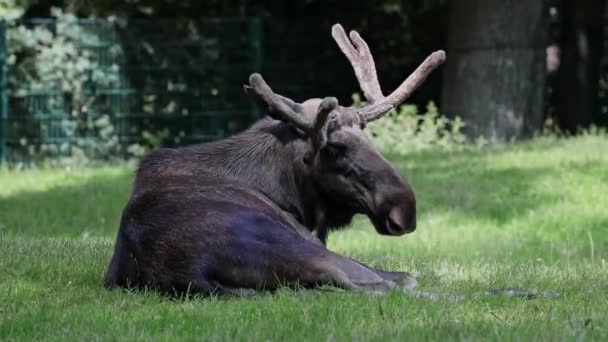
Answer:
[331,25,384,105]
[331,24,446,122]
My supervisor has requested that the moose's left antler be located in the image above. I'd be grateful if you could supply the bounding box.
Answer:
[331,24,446,122]
[244,73,338,152]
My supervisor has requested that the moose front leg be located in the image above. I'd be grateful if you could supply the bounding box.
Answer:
[358,263,418,289]
[314,211,329,245]
[307,251,400,293]
[314,221,417,290]
[199,209,416,295]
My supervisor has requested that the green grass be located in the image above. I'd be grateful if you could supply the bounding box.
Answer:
[1,135,608,341]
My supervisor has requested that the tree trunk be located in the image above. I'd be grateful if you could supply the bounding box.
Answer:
[441,0,550,142]
[557,0,605,132]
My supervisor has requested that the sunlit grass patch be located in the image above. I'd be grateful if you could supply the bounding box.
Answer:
[1,135,608,340]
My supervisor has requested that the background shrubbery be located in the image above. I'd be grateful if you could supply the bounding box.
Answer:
[354,93,468,154]
[7,9,124,165]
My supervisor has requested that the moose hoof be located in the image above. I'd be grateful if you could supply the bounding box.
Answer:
[395,272,418,290]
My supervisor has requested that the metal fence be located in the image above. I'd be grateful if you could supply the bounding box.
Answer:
[0,16,428,163]
[0,17,268,162]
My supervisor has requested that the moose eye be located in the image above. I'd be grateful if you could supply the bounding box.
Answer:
[324,143,347,156]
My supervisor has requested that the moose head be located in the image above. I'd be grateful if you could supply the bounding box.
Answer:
[243,24,446,239]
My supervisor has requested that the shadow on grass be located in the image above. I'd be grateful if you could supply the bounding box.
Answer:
[0,170,133,237]
[1,141,606,241]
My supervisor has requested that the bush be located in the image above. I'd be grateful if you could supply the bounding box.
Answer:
[352,94,467,154]
[7,8,123,166]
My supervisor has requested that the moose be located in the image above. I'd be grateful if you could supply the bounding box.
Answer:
[103,24,446,295]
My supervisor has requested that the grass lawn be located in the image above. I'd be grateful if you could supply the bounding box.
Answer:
[1,135,607,341]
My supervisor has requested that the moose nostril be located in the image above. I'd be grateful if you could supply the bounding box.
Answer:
[387,206,416,233]
[386,207,403,233]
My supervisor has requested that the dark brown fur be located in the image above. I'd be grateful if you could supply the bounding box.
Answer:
[103,28,554,299]
[104,109,419,295]
[104,23,433,295]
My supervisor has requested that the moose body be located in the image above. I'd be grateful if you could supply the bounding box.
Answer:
[104,25,446,295]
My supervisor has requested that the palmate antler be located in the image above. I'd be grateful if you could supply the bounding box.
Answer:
[331,24,446,122]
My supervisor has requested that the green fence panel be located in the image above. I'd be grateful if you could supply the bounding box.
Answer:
[4,17,266,162]
[2,17,362,163]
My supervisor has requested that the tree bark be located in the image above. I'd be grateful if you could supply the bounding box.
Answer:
[557,0,605,132]
[441,0,550,142]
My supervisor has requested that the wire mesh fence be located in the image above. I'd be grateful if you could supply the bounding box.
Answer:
[0,17,269,162]
[0,15,433,163]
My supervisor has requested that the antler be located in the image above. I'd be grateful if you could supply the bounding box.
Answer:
[362,51,446,121]
[244,73,338,153]
[331,24,446,122]
[331,24,384,104]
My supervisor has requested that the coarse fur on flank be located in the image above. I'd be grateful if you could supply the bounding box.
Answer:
[133,116,356,231]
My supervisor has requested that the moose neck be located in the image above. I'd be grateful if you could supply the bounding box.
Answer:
[187,118,324,229]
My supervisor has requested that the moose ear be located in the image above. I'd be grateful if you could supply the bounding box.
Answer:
[303,151,314,166]
[303,97,337,166]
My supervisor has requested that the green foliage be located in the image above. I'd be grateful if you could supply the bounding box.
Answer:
[0,0,25,20]
[540,116,608,138]
[4,14,264,165]
[1,135,607,340]
[352,94,467,154]
[126,128,170,159]
[7,8,123,165]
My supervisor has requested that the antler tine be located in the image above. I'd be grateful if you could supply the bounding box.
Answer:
[275,94,305,113]
[332,24,446,122]
[245,73,312,133]
[361,50,446,121]
[245,74,338,149]
[331,24,384,104]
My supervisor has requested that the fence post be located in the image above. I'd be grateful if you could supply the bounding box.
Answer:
[248,17,263,120]
[0,21,8,163]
